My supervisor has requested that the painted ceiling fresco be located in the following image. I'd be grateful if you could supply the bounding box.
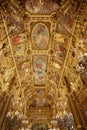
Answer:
[0,0,87,129]
[30,98,51,107]
[33,54,48,86]
[25,0,58,14]
[31,23,49,49]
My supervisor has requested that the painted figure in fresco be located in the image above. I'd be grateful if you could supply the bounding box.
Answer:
[50,70,59,87]
[25,0,40,14]
[36,25,47,48]
[5,12,24,34]
[13,43,27,65]
[57,14,73,34]
[55,44,66,59]
[32,23,49,49]
[14,44,26,57]
[25,0,58,14]
[53,44,66,66]
[33,55,47,85]
[35,59,46,85]
[30,98,47,107]
[12,34,26,44]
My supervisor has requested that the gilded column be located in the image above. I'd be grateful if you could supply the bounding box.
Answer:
[0,95,12,129]
[67,94,86,130]
[64,76,86,130]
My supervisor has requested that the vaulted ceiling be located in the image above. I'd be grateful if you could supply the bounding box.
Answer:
[0,0,87,129]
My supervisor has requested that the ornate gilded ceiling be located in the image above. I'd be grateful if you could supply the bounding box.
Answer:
[0,0,87,129]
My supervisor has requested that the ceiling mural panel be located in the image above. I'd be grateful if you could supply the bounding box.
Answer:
[52,43,66,67]
[33,55,48,86]
[31,23,49,50]
[30,98,50,107]
[12,33,27,44]
[5,12,24,34]
[25,0,58,14]
[59,14,74,32]
[13,43,28,65]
